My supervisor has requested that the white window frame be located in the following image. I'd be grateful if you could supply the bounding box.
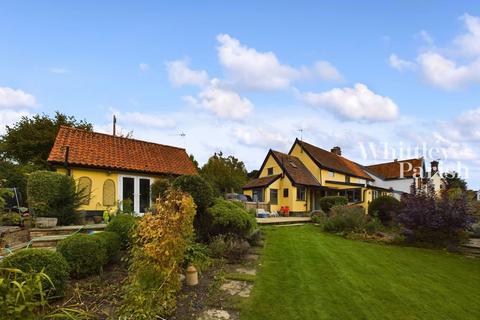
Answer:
[118,175,152,214]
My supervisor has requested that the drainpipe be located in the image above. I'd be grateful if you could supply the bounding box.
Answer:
[64,146,71,176]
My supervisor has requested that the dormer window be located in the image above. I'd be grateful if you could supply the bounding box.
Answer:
[345,176,351,183]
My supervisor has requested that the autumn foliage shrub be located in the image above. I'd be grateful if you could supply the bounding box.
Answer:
[119,188,196,318]
[398,183,473,246]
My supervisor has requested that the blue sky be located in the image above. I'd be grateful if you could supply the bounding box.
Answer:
[1,1,480,188]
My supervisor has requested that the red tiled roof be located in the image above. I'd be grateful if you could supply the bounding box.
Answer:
[295,140,373,181]
[365,158,424,180]
[243,174,281,189]
[271,150,321,187]
[48,126,198,176]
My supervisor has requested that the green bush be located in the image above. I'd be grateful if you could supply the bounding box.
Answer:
[206,198,256,239]
[0,268,51,319]
[319,196,348,212]
[172,175,213,211]
[182,242,212,272]
[471,223,480,238]
[368,196,401,225]
[105,214,137,248]
[0,212,21,226]
[310,210,327,224]
[1,248,69,295]
[150,178,171,201]
[92,231,121,262]
[208,235,250,262]
[323,205,368,233]
[27,170,84,225]
[57,234,107,278]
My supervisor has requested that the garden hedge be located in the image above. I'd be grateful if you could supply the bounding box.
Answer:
[105,214,137,248]
[1,248,69,295]
[92,231,121,262]
[27,170,80,225]
[206,198,256,239]
[368,195,401,225]
[57,234,107,278]
[318,196,348,213]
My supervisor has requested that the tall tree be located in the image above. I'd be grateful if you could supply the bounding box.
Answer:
[0,112,92,169]
[200,152,248,195]
[442,171,468,191]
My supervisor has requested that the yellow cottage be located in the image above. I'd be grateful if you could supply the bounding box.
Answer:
[47,126,198,216]
[244,139,392,214]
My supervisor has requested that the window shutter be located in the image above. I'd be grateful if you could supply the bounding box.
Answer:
[103,179,115,206]
[78,177,92,205]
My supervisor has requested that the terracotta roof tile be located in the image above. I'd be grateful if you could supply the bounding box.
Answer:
[48,126,198,176]
[365,158,424,179]
[296,140,373,181]
[271,151,321,187]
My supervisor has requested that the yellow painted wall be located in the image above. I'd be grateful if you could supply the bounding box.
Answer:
[243,152,312,213]
[55,166,163,212]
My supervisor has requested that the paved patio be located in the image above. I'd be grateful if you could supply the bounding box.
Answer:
[255,216,311,225]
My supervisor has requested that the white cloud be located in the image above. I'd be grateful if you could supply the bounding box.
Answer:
[50,68,69,74]
[417,52,480,90]
[418,30,434,46]
[233,126,289,149]
[389,54,416,71]
[313,61,343,82]
[139,63,149,71]
[166,59,209,87]
[0,87,36,109]
[187,80,253,120]
[0,109,30,134]
[300,83,399,121]
[454,13,480,57]
[121,112,176,129]
[216,34,342,90]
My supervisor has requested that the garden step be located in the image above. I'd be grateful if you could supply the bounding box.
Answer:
[29,224,106,238]
[31,235,70,248]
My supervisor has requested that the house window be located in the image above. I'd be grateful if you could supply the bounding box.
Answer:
[252,188,264,202]
[77,177,92,205]
[341,188,361,203]
[283,188,289,198]
[103,179,115,206]
[296,186,306,201]
[270,189,278,205]
[328,171,335,177]
[267,167,274,176]
[345,176,351,183]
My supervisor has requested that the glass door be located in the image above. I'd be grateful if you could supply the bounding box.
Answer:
[122,177,135,213]
[139,178,151,213]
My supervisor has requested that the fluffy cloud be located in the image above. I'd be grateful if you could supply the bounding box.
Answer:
[121,111,176,129]
[187,80,253,119]
[300,83,399,121]
[0,87,36,109]
[396,14,480,90]
[166,59,209,87]
[216,34,342,90]
[417,52,480,90]
[454,13,480,57]
[0,109,30,134]
[233,126,289,149]
[389,54,416,71]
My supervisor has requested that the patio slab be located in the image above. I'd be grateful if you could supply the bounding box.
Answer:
[256,217,311,225]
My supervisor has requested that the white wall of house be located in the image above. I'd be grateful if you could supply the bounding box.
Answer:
[367,171,415,200]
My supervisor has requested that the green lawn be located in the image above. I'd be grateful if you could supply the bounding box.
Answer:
[241,225,480,320]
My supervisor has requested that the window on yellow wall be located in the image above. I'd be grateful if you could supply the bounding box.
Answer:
[296,186,306,201]
[267,167,274,176]
[328,171,335,177]
[270,189,278,205]
[283,188,289,198]
[103,179,115,206]
[77,177,92,205]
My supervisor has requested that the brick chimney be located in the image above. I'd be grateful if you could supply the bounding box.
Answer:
[331,146,342,156]
[430,160,439,175]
